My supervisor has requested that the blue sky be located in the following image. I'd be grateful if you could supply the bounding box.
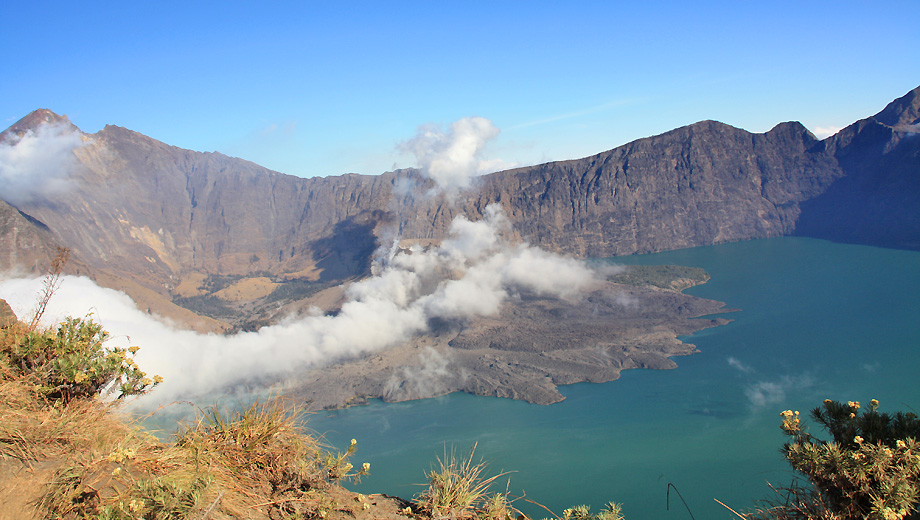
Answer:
[3,1,918,178]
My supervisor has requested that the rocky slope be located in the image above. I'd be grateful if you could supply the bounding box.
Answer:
[0,199,62,274]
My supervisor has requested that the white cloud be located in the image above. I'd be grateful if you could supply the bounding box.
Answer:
[0,122,87,205]
[399,117,515,194]
[744,374,814,409]
[383,347,458,401]
[0,204,598,408]
[811,125,842,139]
[727,356,752,373]
[614,291,638,308]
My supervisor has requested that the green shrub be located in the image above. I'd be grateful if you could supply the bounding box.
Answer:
[1,315,161,401]
[561,503,625,520]
[756,399,920,520]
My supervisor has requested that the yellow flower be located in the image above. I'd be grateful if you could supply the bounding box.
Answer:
[140,378,152,387]
[153,375,164,384]
[350,438,357,446]
[854,435,864,444]
[870,398,879,409]
[881,507,905,520]
[896,440,907,449]
[362,462,371,473]
[848,401,860,409]
[128,346,140,355]
[73,372,88,384]
[849,413,856,418]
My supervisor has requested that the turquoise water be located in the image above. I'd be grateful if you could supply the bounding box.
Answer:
[305,237,920,519]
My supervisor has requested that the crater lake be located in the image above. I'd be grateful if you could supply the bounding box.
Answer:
[306,236,920,520]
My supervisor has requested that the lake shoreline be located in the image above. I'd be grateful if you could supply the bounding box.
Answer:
[287,275,733,411]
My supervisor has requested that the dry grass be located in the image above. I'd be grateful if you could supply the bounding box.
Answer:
[213,277,279,302]
[27,398,374,520]
[0,323,139,463]
[415,443,517,520]
[1,320,373,519]
[1,310,618,520]
[172,272,209,298]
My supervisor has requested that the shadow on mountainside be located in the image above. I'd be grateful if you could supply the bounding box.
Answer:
[312,216,380,282]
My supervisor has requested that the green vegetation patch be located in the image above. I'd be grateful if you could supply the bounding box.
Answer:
[604,264,710,291]
[265,278,336,304]
[170,294,239,320]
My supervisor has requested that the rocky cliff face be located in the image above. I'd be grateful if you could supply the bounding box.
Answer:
[2,86,918,329]
[0,199,61,273]
[794,87,920,249]
[462,119,843,257]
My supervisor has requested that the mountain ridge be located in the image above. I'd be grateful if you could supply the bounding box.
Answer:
[2,85,918,331]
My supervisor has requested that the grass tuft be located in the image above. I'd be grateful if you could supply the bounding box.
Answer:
[415,443,516,520]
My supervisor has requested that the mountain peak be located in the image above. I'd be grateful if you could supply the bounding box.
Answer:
[0,109,80,142]
[872,85,920,129]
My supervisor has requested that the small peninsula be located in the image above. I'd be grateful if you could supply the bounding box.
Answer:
[288,265,733,411]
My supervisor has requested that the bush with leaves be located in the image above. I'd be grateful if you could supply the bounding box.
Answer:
[759,399,920,520]
[1,315,161,401]
[560,503,625,520]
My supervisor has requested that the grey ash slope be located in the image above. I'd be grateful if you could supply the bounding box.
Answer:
[291,276,732,410]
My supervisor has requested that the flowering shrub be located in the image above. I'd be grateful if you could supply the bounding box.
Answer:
[1,315,161,401]
[775,399,920,520]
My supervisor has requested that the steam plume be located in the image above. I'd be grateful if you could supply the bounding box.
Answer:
[0,117,606,408]
[0,122,86,205]
[399,117,513,194]
[0,204,596,406]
